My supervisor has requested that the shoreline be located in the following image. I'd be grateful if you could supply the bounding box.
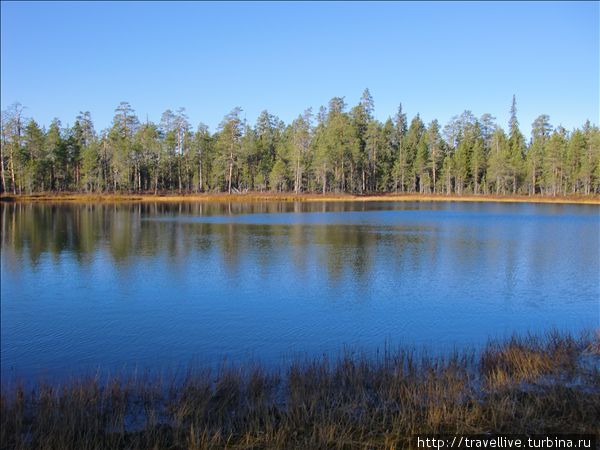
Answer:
[2,191,600,205]
[2,331,599,449]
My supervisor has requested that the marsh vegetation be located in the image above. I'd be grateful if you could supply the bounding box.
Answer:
[2,331,598,449]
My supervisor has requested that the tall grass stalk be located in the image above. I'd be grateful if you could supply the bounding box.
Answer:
[2,331,599,449]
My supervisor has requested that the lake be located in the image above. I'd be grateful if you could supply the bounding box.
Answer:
[1,200,598,381]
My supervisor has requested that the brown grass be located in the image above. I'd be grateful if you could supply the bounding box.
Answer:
[2,191,600,205]
[1,331,599,449]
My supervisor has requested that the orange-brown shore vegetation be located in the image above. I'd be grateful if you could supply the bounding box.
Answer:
[1,331,599,449]
[2,191,599,205]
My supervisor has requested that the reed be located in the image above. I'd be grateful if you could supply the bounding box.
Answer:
[1,331,599,449]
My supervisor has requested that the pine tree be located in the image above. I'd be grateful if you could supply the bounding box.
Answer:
[543,129,567,196]
[427,120,442,193]
[290,110,312,194]
[391,104,408,192]
[470,125,486,194]
[582,122,600,194]
[216,108,243,194]
[22,120,46,192]
[404,115,425,193]
[487,128,510,194]
[565,130,585,194]
[527,115,551,195]
[508,96,525,193]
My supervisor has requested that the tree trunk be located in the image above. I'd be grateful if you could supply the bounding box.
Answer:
[362,169,366,193]
[198,159,203,193]
[8,143,16,194]
[295,153,301,194]
[228,155,233,194]
[178,155,182,193]
[156,147,161,194]
[0,139,6,193]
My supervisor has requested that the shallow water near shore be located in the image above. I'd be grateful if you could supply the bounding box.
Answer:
[1,201,598,381]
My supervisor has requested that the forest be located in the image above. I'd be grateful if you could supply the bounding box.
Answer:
[1,90,599,196]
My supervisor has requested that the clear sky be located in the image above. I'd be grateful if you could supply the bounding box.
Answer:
[1,1,598,136]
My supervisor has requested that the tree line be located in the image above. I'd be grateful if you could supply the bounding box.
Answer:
[1,90,599,196]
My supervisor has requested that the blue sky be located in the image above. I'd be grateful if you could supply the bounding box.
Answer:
[1,1,598,136]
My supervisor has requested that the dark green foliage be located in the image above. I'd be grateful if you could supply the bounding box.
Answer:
[1,94,598,195]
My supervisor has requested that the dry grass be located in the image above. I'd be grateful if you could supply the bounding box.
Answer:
[2,191,599,205]
[1,331,599,449]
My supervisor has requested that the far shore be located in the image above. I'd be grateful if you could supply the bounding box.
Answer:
[1,191,600,205]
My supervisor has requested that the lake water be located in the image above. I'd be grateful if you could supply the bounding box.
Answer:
[1,201,599,381]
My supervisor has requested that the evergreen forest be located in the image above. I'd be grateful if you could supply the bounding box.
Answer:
[1,90,598,196]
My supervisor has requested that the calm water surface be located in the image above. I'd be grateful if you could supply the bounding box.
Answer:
[1,201,599,381]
